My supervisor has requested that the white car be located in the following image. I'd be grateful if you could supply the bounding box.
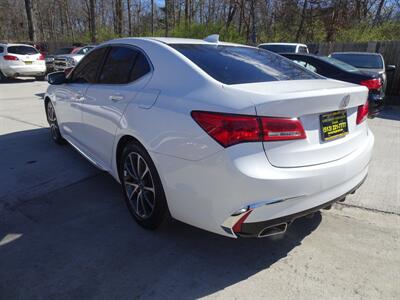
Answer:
[44,36,373,238]
[0,43,46,80]
[258,42,309,54]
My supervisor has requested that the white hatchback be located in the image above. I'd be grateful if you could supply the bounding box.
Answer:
[44,37,373,238]
[0,43,46,80]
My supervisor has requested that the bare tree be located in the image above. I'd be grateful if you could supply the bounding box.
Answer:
[89,0,97,43]
[24,0,37,41]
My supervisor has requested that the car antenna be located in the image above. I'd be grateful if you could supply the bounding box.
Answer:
[204,34,219,43]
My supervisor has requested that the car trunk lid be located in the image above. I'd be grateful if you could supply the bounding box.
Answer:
[228,79,369,167]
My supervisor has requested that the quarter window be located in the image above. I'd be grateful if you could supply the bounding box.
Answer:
[70,47,108,83]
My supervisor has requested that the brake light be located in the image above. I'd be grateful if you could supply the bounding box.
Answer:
[191,111,306,148]
[356,101,369,124]
[260,117,306,141]
[4,55,18,61]
[360,78,381,90]
[37,54,45,60]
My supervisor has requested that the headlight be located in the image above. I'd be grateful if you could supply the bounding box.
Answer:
[66,57,76,66]
[45,57,54,63]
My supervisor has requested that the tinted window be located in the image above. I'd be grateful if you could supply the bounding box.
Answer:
[77,46,94,55]
[259,44,297,53]
[55,47,74,55]
[293,60,317,73]
[0,46,3,53]
[130,52,151,81]
[7,46,38,55]
[319,56,359,72]
[70,47,108,83]
[171,44,320,85]
[330,53,383,69]
[298,46,308,53]
[99,46,141,84]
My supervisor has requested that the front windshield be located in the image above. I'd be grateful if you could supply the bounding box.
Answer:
[319,56,360,72]
[330,53,383,69]
[55,47,73,55]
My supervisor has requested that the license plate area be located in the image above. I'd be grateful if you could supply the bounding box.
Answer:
[24,61,33,65]
[320,110,348,142]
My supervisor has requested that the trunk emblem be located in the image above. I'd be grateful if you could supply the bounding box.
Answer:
[340,95,350,109]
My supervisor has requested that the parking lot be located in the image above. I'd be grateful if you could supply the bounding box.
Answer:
[0,79,399,299]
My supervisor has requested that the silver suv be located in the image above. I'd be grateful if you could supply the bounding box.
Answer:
[53,45,95,71]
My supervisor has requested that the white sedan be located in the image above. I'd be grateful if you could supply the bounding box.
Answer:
[44,36,373,238]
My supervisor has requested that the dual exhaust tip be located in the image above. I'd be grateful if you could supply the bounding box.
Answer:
[257,222,288,238]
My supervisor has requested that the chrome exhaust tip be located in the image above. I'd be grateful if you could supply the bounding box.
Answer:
[258,222,288,238]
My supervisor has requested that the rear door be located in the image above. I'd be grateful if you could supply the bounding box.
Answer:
[54,47,108,146]
[82,45,152,167]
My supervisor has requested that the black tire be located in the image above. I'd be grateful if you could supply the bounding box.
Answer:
[119,141,168,229]
[35,75,45,81]
[0,70,7,82]
[45,100,66,145]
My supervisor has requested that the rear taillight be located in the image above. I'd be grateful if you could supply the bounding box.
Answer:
[356,101,369,124]
[360,78,382,90]
[191,111,306,148]
[4,55,18,61]
[37,54,45,60]
[260,117,306,141]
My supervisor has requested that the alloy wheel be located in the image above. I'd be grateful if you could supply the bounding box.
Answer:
[123,152,156,219]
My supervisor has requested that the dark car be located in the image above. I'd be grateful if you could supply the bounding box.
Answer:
[330,52,396,95]
[281,53,384,117]
[45,47,78,73]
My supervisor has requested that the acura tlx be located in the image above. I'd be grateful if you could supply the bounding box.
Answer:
[44,36,374,238]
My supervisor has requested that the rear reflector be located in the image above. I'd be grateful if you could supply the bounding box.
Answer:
[232,210,253,233]
[356,101,369,124]
[360,78,382,90]
[4,55,18,61]
[191,111,306,147]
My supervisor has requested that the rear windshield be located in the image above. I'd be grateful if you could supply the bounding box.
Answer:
[55,47,74,55]
[170,44,320,85]
[330,53,383,69]
[259,44,297,53]
[7,46,38,55]
[319,56,360,72]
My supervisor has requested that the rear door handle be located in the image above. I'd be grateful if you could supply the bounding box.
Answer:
[109,95,124,102]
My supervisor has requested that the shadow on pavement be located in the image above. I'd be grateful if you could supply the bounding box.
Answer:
[0,77,36,84]
[0,128,322,299]
[376,105,400,121]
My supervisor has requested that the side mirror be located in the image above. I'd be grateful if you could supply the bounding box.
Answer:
[47,71,67,85]
[386,65,396,72]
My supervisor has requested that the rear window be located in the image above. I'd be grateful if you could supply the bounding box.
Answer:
[259,44,297,53]
[319,56,359,72]
[297,46,308,53]
[170,44,320,85]
[330,53,383,69]
[7,46,38,55]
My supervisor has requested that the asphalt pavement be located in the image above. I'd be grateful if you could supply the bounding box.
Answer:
[0,79,399,299]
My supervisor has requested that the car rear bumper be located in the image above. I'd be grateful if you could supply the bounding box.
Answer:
[368,92,384,117]
[2,64,46,77]
[153,129,374,238]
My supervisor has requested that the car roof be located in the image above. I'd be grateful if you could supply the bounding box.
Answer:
[258,42,308,47]
[104,37,249,48]
[331,51,381,56]
[1,43,37,47]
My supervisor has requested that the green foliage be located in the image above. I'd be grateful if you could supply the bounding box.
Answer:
[336,22,400,43]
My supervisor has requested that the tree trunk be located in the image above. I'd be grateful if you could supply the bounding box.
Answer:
[115,0,123,37]
[89,0,96,43]
[24,0,37,41]
[127,0,132,35]
[250,0,256,44]
[165,0,169,36]
[151,0,154,35]
[295,0,308,42]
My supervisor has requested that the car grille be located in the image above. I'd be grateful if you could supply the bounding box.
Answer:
[54,58,69,69]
